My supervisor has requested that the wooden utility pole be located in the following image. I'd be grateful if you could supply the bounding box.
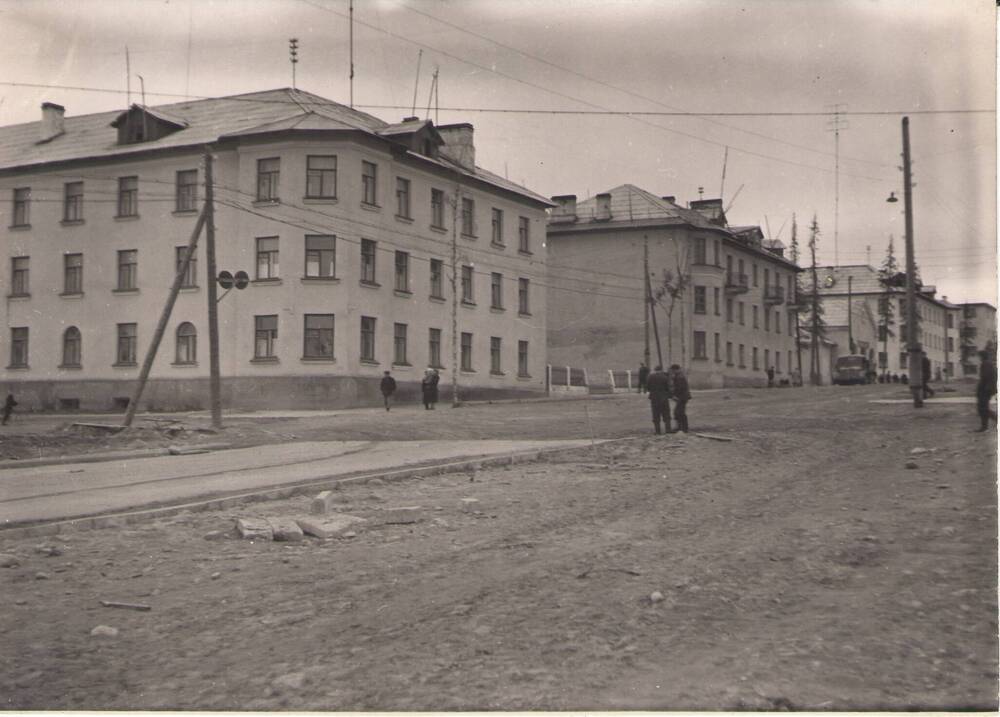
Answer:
[901,116,923,407]
[450,184,460,407]
[205,150,223,427]
[643,236,650,367]
[847,275,854,353]
[122,209,207,427]
[646,269,664,368]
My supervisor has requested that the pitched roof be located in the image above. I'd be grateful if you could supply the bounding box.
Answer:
[571,184,722,230]
[814,265,886,295]
[822,296,877,329]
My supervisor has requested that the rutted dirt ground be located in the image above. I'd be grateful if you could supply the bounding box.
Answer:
[0,384,996,710]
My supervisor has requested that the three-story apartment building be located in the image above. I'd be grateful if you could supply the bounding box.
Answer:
[0,89,551,410]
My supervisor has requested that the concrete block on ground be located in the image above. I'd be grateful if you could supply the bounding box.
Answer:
[295,513,367,538]
[459,498,481,513]
[236,517,274,541]
[310,491,336,515]
[381,506,424,524]
[267,517,304,542]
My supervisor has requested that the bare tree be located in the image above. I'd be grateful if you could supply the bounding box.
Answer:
[651,240,691,366]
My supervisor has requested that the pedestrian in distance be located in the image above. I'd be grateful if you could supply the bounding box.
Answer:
[421,368,439,410]
[380,371,397,412]
[637,362,650,394]
[766,366,775,388]
[646,365,671,435]
[921,352,935,399]
[975,349,997,433]
[1,393,17,425]
[667,364,691,433]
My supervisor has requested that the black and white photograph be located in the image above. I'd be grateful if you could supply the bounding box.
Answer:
[0,0,996,711]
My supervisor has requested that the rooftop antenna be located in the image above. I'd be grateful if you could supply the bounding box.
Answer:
[184,4,193,100]
[137,74,148,138]
[425,66,439,121]
[724,184,744,214]
[411,49,423,117]
[826,102,849,266]
[765,215,773,241]
[719,146,729,203]
[125,46,131,107]
[289,38,299,89]
[697,186,704,200]
[349,0,355,108]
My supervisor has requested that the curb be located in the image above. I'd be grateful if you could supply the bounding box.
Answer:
[0,443,234,471]
[0,439,630,540]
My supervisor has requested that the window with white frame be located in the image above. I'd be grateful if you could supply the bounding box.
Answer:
[362,161,377,205]
[256,158,280,201]
[306,155,337,199]
[255,237,279,279]
[12,188,30,227]
[254,315,278,359]
[361,316,376,361]
[490,336,502,374]
[10,257,29,296]
[9,327,28,367]
[361,239,377,284]
[176,170,197,212]
[175,322,197,364]
[116,323,137,365]
[305,235,335,278]
[62,326,81,367]
[117,176,138,217]
[303,314,334,359]
[175,246,197,288]
[117,250,137,290]
[393,323,408,365]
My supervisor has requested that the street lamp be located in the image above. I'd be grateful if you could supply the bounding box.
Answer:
[887,116,923,408]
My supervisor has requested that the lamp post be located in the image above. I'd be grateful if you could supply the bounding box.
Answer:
[887,116,923,408]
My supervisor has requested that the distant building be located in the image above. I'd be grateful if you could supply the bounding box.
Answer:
[0,89,552,410]
[545,185,801,388]
[957,302,998,378]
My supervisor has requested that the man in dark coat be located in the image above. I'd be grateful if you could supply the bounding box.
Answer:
[975,350,997,432]
[668,364,692,433]
[380,371,397,411]
[921,352,935,399]
[646,365,671,434]
[637,362,650,394]
[766,366,775,388]
[421,369,440,410]
[1,393,17,425]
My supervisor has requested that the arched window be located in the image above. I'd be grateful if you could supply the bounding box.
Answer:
[62,326,81,367]
[175,322,197,364]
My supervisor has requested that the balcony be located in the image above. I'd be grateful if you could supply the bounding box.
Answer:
[763,284,785,306]
[725,272,749,294]
[961,326,978,339]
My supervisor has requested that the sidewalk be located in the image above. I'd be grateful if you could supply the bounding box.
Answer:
[0,438,594,528]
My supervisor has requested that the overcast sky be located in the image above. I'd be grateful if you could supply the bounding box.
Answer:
[1,0,995,303]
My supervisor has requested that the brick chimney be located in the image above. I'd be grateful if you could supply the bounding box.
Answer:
[39,102,65,143]
[550,195,577,223]
[437,123,475,171]
[595,193,612,221]
[662,195,676,204]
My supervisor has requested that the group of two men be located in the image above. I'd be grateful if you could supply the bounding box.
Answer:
[639,363,691,435]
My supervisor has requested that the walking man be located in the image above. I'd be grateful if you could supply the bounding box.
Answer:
[975,349,997,433]
[766,366,775,388]
[637,362,650,394]
[380,371,397,412]
[1,393,16,426]
[646,365,671,434]
[421,369,439,410]
[921,351,935,399]
[668,364,691,433]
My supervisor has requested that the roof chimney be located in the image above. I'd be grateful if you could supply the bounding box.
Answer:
[662,196,676,204]
[437,123,475,171]
[550,195,577,223]
[39,102,65,143]
[595,193,612,221]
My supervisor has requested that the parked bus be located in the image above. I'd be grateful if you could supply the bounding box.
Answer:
[832,354,872,385]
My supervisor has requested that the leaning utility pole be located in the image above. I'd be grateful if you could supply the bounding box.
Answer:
[646,266,664,368]
[847,275,854,353]
[643,236,650,367]
[901,116,923,407]
[204,150,223,427]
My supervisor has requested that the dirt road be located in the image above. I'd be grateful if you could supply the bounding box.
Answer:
[0,384,996,710]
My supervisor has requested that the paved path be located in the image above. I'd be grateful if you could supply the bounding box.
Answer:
[0,439,593,527]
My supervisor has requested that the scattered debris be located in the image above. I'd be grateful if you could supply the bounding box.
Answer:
[236,518,274,541]
[0,553,21,568]
[310,490,336,515]
[692,432,735,442]
[296,513,367,538]
[210,572,222,580]
[100,600,151,612]
[650,591,665,603]
[34,572,50,580]
[71,422,125,434]
[203,530,226,541]
[381,506,424,524]
[460,498,480,513]
[904,461,919,470]
[910,447,934,455]
[90,625,119,638]
[34,545,62,557]
[267,517,304,542]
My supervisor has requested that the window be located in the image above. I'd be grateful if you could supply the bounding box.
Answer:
[303,314,334,359]
[752,346,759,370]
[878,351,888,369]
[62,326,81,367]
[714,332,721,362]
[394,323,409,365]
[431,188,445,228]
[12,188,29,227]
[360,316,377,362]
[176,246,197,288]
[738,301,745,326]
[395,177,411,219]
[362,161,377,205]
[305,235,335,278]
[361,239,377,284]
[518,216,530,253]
[752,263,758,287]
[176,170,197,212]
[306,155,337,198]
[461,265,474,303]
[518,278,530,315]
[461,332,473,371]
[775,351,781,372]
[713,240,720,266]
[726,255,733,275]
[430,259,444,299]
[726,341,733,366]
[726,298,733,322]
[491,208,504,245]
[899,351,908,367]
[9,327,28,367]
[394,251,410,292]
[116,323,137,365]
[764,348,770,371]
[692,237,707,264]
[764,268,770,290]
[713,287,720,316]
[752,304,759,329]
[254,315,278,359]
[461,197,475,236]
[64,181,83,221]
[10,257,29,296]
[788,351,793,374]
[518,340,529,377]
[490,336,502,374]
[175,322,197,364]
[739,344,746,368]
[255,237,279,279]
[256,158,280,201]
[117,250,137,290]
[116,176,138,217]
[694,330,707,359]
[491,272,503,309]
[64,254,83,294]
[764,307,771,331]
[429,328,443,368]
[738,259,745,277]
[693,286,707,314]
